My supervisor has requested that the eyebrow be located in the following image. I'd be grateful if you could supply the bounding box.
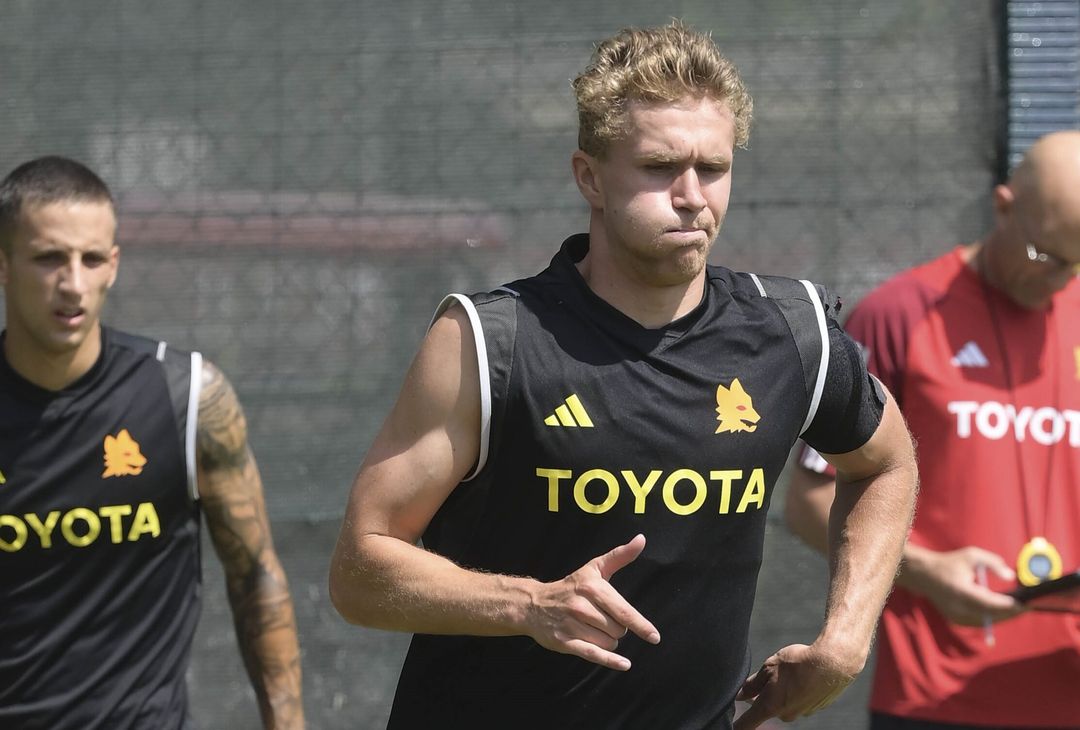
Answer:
[638,151,731,167]
[27,240,111,255]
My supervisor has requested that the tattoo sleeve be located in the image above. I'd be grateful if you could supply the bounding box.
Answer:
[197,361,305,729]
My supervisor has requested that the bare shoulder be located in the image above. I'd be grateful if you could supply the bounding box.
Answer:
[399,301,480,423]
[420,302,474,371]
[343,302,482,536]
[425,302,480,411]
[196,359,249,472]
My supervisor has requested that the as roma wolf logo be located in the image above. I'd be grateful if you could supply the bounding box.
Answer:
[715,379,760,434]
[102,429,148,478]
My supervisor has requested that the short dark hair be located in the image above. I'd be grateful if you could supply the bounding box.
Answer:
[0,156,114,251]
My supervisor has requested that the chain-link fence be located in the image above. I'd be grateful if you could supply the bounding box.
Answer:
[2,1,1003,727]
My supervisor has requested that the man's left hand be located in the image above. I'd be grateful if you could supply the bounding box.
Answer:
[733,643,856,729]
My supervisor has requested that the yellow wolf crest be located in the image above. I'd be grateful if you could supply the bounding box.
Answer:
[102,429,148,478]
[715,378,760,434]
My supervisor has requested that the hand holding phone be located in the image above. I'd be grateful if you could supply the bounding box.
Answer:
[1008,569,1080,613]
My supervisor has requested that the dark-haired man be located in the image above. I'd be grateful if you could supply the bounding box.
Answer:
[0,156,304,728]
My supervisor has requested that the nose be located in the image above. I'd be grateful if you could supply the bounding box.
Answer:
[671,169,706,213]
[58,258,88,296]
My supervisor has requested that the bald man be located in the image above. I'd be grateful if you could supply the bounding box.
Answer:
[786,130,1080,730]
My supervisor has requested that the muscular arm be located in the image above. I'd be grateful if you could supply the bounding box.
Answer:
[197,362,304,729]
[785,276,1021,634]
[328,305,659,671]
[813,394,917,674]
[736,391,918,729]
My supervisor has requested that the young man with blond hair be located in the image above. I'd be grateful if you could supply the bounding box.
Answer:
[331,23,917,729]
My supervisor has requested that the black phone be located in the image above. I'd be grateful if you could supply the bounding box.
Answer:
[1008,569,1080,613]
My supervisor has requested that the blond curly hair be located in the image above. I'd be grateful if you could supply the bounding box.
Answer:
[572,22,753,157]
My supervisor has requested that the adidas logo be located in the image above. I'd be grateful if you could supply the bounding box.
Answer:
[543,394,594,427]
[950,341,989,368]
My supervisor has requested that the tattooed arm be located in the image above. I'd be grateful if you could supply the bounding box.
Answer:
[197,360,305,729]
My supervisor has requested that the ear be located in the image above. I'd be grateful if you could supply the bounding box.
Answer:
[105,245,120,289]
[571,150,605,210]
[992,183,1015,223]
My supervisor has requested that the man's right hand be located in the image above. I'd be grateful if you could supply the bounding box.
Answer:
[900,544,1024,625]
[524,534,661,671]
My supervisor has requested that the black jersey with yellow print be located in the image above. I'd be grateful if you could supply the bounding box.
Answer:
[389,235,884,730]
[0,327,202,730]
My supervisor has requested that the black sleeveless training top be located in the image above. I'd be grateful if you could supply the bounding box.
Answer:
[0,327,202,730]
[389,235,884,729]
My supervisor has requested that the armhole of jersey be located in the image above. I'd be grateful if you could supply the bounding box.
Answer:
[798,279,830,435]
[187,351,203,501]
[429,294,491,482]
